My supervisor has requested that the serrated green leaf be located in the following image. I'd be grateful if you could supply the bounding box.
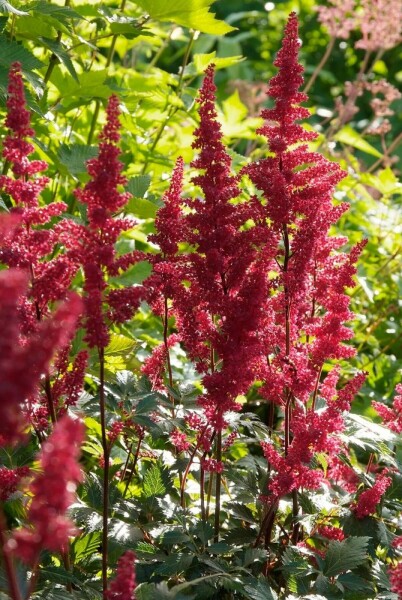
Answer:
[0,34,43,71]
[72,532,101,561]
[155,553,193,576]
[323,537,370,577]
[143,464,166,498]
[134,0,235,34]
[243,577,277,600]
[126,174,151,198]
[184,51,243,76]
[27,1,83,20]
[39,37,78,82]
[105,334,136,356]
[58,143,98,176]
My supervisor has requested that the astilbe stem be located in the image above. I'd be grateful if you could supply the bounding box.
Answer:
[65,95,144,596]
[241,12,365,542]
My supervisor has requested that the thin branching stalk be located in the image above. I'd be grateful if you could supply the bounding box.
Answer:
[0,507,22,600]
[304,37,335,95]
[98,347,110,596]
[213,430,222,542]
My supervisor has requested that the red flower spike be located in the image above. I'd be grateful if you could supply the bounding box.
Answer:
[106,550,137,600]
[353,473,392,519]
[0,266,82,446]
[69,95,143,348]
[8,415,84,564]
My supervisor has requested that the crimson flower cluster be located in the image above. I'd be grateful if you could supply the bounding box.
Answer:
[106,550,137,599]
[8,415,84,564]
[0,63,86,427]
[147,13,368,504]
[0,251,82,446]
[60,95,143,349]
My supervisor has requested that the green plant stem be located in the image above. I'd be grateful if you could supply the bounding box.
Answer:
[0,507,23,600]
[87,0,127,145]
[213,430,222,543]
[141,31,195,174]
[43,0,71,85]
[98,347,110,597]
[304,37,335,95]
[123,433,143,498]
[180,425,211,508]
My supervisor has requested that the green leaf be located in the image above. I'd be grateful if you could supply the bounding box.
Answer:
[155,553,193,576]
[334,125,383,158]
[243,577,277,600]
[105,334,136,356]
[322,537,370,577]
[134,0,235,35]
[126,174,151,198]
[143,463,166,498]
[72,532,101,561]
[337,572,375,593]
[39,37,79,82]
[184,51,243,76]
[0,34,43,71]
[57,143,98,176]
[27,1,83,21]
[0,0,28,16]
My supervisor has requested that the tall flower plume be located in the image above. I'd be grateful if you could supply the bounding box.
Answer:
[0,254,83,446]
[106,550,137,599]
[8,415,84,564]
[147,65,268,430]
[0,63,85,426]
[242,12,364,502]
[63,95,143,349]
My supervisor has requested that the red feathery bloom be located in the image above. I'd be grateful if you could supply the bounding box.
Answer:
[241,13,363,501]
[317,525,345,541]
[353,472,392,519]
[147,65,268,429]
[389,562,402,600]
[0,466,29,501]
[373,383,402,434]
[68,95,143,348]
[170,429,191,453]
[106,550,137,600]
[9,415,84,564]
[0,267,82,446]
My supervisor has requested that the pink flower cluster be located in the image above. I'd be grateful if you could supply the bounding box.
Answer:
[8,415,84,564]
[0,259,82,446]
[106,550,137,599]
[0,466,29,501]
[145,13,366,506]
[373,384,402,433]
[62,95,144,349]
[353,472,392,519]
[317,0,402,51]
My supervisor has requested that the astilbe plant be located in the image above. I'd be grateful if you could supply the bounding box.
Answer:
[0,63,87,428]
[59,94,144,594]
[141,13,401,594]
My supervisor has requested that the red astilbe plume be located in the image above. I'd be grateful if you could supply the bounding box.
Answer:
[353,472,392,519]
[372,383,402,434]
[146,65,272,429]
[240,13,364,503]
[64,95,143,349]
[8,415,84,564]
[0,63,85,426]
[106,550,137,599]
[0,263,83,446]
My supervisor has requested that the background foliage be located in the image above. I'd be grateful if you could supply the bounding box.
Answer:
[0,0,401,599]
